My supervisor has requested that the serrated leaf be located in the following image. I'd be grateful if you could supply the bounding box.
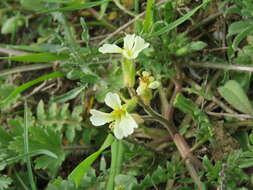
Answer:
[0,175,12,189]
[9,126,65,174]
[218,80,253,115]
[68,134,115,187]
[48,103,58,119]
[37,100,46,121]
[66,127,75,142]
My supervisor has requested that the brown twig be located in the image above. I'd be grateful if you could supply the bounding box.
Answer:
[129,88,204,189]
[0,63,53,77]
[0,47,28,56]
[206,111,253,119]
[183,62,253,72]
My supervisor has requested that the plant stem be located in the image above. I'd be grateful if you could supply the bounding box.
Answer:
[106,140,124,190]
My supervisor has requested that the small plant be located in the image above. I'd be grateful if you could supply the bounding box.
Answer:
[1,0,253,189]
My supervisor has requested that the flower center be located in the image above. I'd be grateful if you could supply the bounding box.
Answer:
[124,48,133,57]
[111,108,126,119]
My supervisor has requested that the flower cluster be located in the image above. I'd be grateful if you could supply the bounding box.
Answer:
[90,34,153,140]
[136,71,160,95]
[136,71,160,105]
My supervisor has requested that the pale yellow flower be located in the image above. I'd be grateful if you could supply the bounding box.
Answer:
[90,92,138,139]
[99,34,149,59]
[136,71,160,96]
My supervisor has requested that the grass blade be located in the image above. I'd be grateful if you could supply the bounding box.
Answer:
[0,52,69,62]
[40,0,109,13]
[143,0,154,33]
[1,149,57,166]
[0,71,64,106]
[150,0,210,37]
[24,101,37,190]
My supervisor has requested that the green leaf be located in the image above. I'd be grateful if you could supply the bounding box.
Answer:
[0,149,57,166]
[20,0,44,10]
[0,84,20,111]
[218,80,253,115]
[232,25,253,50]
[53,85,86,103]
[0,52,69,62]
[115,175,137,190]
[80,17,89,42]
[227,20,253,37]
[0,71,64,106]
[143,0,154,33]
[188,41,207,51]
[37,100,47,121]
[0,175,12,189]
[1,16,25,34]
[68,134,115,187]
[40,0,109,13]
[150,0,210,37]
[9,126,65,174]
[173,93,197,116]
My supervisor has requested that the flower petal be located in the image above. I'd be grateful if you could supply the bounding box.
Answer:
[98,44,122,54]
[148,81,160,89]
[119,114,138,137]
[105,92,122,110]
[123,34,136,50]
[132,36,149,59]
[142,71,151,77]
[136,86,143,95]
[113,120,124,140]
[90,109,113,126]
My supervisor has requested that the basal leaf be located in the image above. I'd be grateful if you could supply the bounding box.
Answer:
[218,80,253,115]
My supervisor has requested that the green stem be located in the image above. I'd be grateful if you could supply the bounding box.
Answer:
[122,58,135,88]
[106,140,124,190]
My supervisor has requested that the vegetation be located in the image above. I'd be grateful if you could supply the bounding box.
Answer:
[1,0,253,189]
